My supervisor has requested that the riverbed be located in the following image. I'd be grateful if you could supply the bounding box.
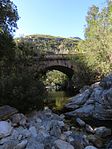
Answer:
[44,91,71,111]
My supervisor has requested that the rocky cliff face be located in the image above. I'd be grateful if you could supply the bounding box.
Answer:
[65,74,112,121]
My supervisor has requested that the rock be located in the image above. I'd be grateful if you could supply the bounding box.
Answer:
[44,107,52,118]
[70,133,88,149]
[44,136,57,149]
[60,134,66,141]
[58,121,65,127]
[11,129,19,140]
[0,136,11,145]
[29,126,37,138]
[94,126,111,138]
[36,133,45,143]
[76,117,86,127]
[39,126,50,138]
[67,136,75,143]
[66,104,94,118]
[49,120,61,138]
[20,129,31,139]
[86,124,94,134]
[84,146,98,149]
[59,114,65,120]
[106,139,112,149]
[0,140,18,149]
[79,85,90,93]
[26,138,44,149]
[26,143,44,149]
[0,102,111,149]
[87,134,103,148]
[54,139,74,149]
[18,134,23,141]
[0,105,18,120]
[65,74,112,121]
[63,131,72,137]
[0,121,13,138]
[65,89,91,110]
[36,118,42,123]
[11,113,27,127]
[101,88,112,110]
[100,73,112,89]
[15,140,28,149]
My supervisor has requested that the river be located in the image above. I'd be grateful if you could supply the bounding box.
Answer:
[44,91,71,111]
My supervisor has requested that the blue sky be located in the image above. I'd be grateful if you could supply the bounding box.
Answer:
[12,0,106,39]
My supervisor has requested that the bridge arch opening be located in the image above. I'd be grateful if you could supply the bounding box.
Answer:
[40,65,74,79]
[40,65,74,92]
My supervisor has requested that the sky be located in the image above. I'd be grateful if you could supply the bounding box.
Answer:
[12,0,106,39]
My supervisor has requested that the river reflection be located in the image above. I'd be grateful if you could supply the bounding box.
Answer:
[44,91,71,110]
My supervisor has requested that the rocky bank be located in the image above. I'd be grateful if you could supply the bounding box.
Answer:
[65,74,112,121]
[0,106,112,149]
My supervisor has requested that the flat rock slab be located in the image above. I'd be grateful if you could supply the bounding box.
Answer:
[0,105,18,120]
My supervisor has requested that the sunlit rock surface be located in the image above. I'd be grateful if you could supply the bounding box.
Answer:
[65,74,112,120]
[0,105,111,148]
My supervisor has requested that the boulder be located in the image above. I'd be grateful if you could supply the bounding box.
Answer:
[65,89,91,110]
[86,124,94,134]
[94,126,111,138]
[87,134,103,148]
[0,121,13,138]
[0,105,18,120]
[0,140,18,149]
[65,74,112,121]
[100,74,112,89]
[15,140,28,149]
[29,126,37,138]
[11,113,27,127]
[70,133,89,149]
[76,118,86,127]
[54,139,74,149]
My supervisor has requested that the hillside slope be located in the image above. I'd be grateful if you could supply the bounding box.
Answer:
[16,34,81,54]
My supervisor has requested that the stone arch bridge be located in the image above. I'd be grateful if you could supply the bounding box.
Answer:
[37,54,74,78]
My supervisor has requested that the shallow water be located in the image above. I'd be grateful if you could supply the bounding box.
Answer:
[44,91,71,111]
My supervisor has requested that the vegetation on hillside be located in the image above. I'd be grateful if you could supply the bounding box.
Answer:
[16,35,80,55]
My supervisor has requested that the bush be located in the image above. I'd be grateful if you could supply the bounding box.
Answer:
[0,72,46,113]
[0,37,46,113]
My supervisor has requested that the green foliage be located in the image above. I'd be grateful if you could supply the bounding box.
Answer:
[0,33,15,61]
[0,0,19,34]
[69,54,97,89]
[0,35,46,112]
[77,2,112,82]
[0,73,45,112]
[44,70,68,86]
[6,38,46,112]
[16,35,80,54]
[0,0,19,74]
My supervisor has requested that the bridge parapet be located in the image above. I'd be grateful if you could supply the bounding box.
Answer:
[41,54,77,60]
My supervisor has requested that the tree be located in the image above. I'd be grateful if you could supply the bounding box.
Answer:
[78,1,112,81]
[85,5,99,39]
[0,0,19,73]
[0,0,19,34]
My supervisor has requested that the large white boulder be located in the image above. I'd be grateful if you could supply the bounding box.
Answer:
[0,121,13,138]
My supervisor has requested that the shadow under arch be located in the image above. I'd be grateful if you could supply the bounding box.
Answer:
[40,65,74,79]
